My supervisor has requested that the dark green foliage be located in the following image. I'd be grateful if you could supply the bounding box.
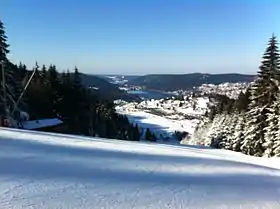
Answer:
[174,131,189,141]
[242,35,280,156]
[0,21,24,118]
[0,20,8,115]
[129,73,256,91]
[143,128,157,142]
[145,128,152,141]
[23,65,139,141]
[0,20,9,62]
[206,94,235,119]
[233,90,251,112]
[151,133,157,142]
[132,124,140,141]
[261,34,280,79]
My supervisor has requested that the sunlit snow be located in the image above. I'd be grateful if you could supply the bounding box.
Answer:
[0,128,280,209]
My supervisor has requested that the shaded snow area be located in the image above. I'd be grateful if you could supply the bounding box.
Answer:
[1,128,280,209]
[21,118,63,130]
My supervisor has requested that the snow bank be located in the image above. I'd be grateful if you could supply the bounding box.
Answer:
[21,118,63,130]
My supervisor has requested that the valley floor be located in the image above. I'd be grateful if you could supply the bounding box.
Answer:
[0,128,280,209]
[115,97,207,142]
[117,109,197,143]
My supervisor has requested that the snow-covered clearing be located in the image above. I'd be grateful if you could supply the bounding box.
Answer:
[118,109,198,141]
[0,128,280,209]
[116,97,209,142]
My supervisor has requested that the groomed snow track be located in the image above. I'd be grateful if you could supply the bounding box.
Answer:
[0,128,280,209]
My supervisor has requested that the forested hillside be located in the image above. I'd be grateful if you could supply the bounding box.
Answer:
[129,73,255,91]
[192,35,280,157]
[0,20,140,141]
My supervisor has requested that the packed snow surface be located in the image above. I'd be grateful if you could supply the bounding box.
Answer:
[1,128,280,209]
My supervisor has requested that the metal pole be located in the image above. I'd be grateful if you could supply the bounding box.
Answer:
[11,68,37,116]
[1,60,9,120]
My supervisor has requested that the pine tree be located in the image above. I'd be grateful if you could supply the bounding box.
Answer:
[40,64,47,82]
[25,64,52,118]
[145,128,152,141]
[273,126,280,156]
[0,20,9,62]
[250,35,280,109]
[261,34,280,79]
[234,89,251,112]
[264,93,280,157]
[243,95,266,156]
[204,114,226,147]
[0,20,21,122]
[189,117,211,146]
[0,20,9,116]
[259,35,280,102]
[220,114,237,150]
[242,35,280,156]
[232,113,246,152]
[133,124,140,141]
[47,64,61,116]
[73,66,82,90]
[151,133,157,142]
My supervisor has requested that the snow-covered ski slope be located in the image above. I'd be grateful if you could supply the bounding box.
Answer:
[0,128,280,209]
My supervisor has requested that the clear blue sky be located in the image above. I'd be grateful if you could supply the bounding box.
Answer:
[1,0,280,75]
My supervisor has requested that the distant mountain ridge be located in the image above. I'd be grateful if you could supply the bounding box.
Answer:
[128,73,256,91]
[80,73,141,101]
[80,73,118,90]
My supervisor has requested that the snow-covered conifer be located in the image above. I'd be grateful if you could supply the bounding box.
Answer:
[232,114,246,152]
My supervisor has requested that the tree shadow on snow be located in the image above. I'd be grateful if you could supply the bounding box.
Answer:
[1,134,280,203]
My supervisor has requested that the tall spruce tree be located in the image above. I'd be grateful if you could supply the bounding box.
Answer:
[220,113,238,150]
[0,20,9,62]
[145,128,152,141]
[232,114,246,152]
[243,35,280,156]
[0,20,9,116]
[0,20,20,122]
[264,92,280,157]
[250,35,280,108]
[273,121,280,156]
[190,117,211,146]
[261,34,280,80]
[243,91,266,156]
[40,64,47,82]
[205,113,227,147]
[47,64,61,116]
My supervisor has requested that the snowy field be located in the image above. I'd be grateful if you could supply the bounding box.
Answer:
[117,109,198,142]
[0,128,280,209]
[115,97,209,142]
